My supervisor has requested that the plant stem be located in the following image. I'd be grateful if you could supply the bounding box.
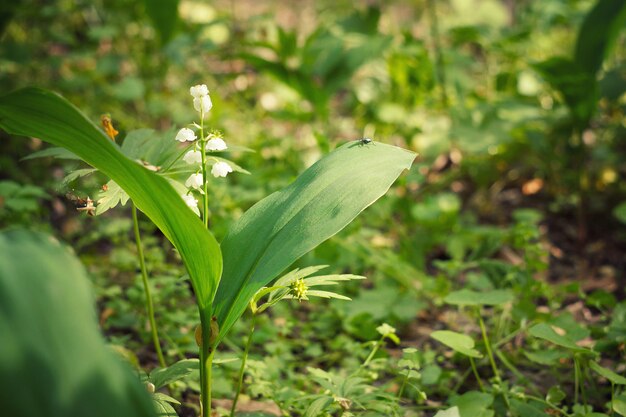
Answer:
[525,395,568,416]
[477,310,510,409]
[363,337,384,367]
[397,375,409,400]
[200,117,209,227]
[231,315,257,417]
[132,203,166,368]
[469,357,485,392]
[200,320,215,417]
[426,0,449,110]
[611,383,615,416]
[574,356,580,404]
[478,313,500,380]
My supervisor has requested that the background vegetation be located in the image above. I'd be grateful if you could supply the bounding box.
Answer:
[1,0,626,416]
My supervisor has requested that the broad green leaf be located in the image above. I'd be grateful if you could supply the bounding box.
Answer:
[444,289,514,307]
[546,386,566,404]
[214,140,415,343]
[0,229,155,417]
[589,361,626,385]
[528,323,595,354]
[431,330,483,358]
[574,0,626,76]
[509,399,549,417]
[149,359,199,389]
[0,88,222,321]
[615,394,626,416]
[434,406,460,417]
[143,0,179,44]
[523,349,568,365]
[450,391,494,417]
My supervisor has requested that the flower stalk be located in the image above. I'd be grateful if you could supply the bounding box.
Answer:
[132,202,166,368]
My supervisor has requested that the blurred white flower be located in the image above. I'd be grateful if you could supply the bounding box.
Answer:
[182,194,200,216]
[193,95,213,114]
[183,150,202,164]
[175,127,197,142]
[189,84,209,98]
[206,137,227,151]
[376,323,396,336]
[185,173,204,190]
[211,161,233,178]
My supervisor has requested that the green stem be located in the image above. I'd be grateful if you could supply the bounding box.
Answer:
[200,339,215,417]
[426,0,449,110]
[363,337,384,367]
[200,118,209,228]
[231,315,257,417]
[132,203,166,368]
[525,395,568,416]
[478,313,500,380]
[469,357,485,392]
[477,311,510,409]
[574,356,580,404]
[612,383,615,416]
[397,375,409,400]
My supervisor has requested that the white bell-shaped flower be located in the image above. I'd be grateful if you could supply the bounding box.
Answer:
[185,173,204,190]
[189,84,209,98]
[175,127,197,142]
[206,137,227,151]
[193,95,213,114]
[183,150,202,164]
[211,161,233,178]
[182,194,200,216]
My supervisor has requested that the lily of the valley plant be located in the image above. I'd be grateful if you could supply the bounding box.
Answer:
[0,85,416,416]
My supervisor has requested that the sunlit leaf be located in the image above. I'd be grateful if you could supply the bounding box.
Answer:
[214,141,415,343]
[431,330,482,358]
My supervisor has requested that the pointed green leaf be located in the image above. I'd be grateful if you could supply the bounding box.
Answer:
[0,88,222,319]
[444,289,514,307]
[574,0,626,76]
[149,359,199,389]
[214,141,415,343]
[0,229,156,417]
[143,0,179,45]
[590,361,626,385]
[528,323,595,355]
[431,330,483,358]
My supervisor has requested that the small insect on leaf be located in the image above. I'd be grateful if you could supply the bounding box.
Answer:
[359,137,372,145]
[101,114,119,142]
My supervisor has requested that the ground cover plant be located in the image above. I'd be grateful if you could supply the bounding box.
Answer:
[1,1,626,417]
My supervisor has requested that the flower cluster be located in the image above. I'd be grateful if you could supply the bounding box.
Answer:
[177,84,234,216]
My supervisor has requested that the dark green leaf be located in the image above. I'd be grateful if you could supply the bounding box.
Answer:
[574,0,626,76]
[144,0,179,44]
[0,229,155,417]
